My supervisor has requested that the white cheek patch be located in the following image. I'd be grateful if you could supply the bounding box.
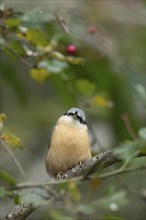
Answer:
[58,115,87,130]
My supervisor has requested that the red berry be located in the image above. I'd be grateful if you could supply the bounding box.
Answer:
[88,26,96,34]
[66,44,77,55]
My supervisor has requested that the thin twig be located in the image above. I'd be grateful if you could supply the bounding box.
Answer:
[5,46,33,68]
[121,113,138,139]
[98,165,146,179]
[5,165,146,191]
[54,12,71,35]
[89,122,105,152]
[1,140,26,177]
[115,176,146,200]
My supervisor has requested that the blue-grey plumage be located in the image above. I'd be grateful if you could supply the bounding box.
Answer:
[45,107,92,177]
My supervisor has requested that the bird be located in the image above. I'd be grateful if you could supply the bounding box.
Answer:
[45,107,92,178]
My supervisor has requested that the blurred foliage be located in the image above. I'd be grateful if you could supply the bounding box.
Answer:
[0,113,23,148]
[1,132,23,148]
[0,169,16,186]
[0,1,146,220]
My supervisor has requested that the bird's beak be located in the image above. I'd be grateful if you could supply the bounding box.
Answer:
[72,111,78,120]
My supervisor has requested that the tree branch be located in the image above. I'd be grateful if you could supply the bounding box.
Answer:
[5,138,146,191]
[3,138,146,220]
[6,164,146,191]
[4,203,36,220]
[4,164,145,220]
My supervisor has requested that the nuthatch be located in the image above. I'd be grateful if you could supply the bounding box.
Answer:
[45,107,92,177]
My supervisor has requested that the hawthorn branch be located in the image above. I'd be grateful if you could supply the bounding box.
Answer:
[4,165,145,220]
[6,164,146,191]
[63,149,120,179]
[5,149,121,191]
[6,138,146,191]
[4,203,36,220]
[4,139,146,220]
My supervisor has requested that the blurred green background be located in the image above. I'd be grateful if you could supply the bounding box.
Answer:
[0,0,145,220]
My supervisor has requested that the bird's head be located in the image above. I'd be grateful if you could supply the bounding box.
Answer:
[57,107,87,129]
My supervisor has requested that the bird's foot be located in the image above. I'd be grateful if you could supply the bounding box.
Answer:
[76,160,84,168]
[56,172,66,180]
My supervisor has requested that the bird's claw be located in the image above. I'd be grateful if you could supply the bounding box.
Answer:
[56,172,66,180]
[76,160,84,168]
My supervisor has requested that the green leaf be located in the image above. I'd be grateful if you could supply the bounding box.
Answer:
[115,139,146,163]
[95,190,129,210]
[66,56,85,65]
[0,113,6,122]
[0,169,16,185]
[13,194,20,204]
[9,40,26,56]
[3,47,17,60]
[0,187,9,198]
[104,214,125,220]
[75,79,96,96]
[1,132,23,148]
[5,18,21,28]
[104,185,117,196]
[93,95,113,107]
[77,189,128,215]
[20,9,53,24]
[139,127,146,140]
[52,51,66,61]
[50,211,75,220]
[77,204,95,215]
[67,181,81,202]
[22,28,48,46]
[39,60,68,74]
[0,113,6,130]
[30,68,50,83]
[20,193,45,206]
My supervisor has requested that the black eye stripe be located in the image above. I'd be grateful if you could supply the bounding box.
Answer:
[78,116,86,124]
[64,112,74,116]
[64,112,86,124]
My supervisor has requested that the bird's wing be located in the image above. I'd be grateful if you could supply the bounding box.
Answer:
[48,126,55,149]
